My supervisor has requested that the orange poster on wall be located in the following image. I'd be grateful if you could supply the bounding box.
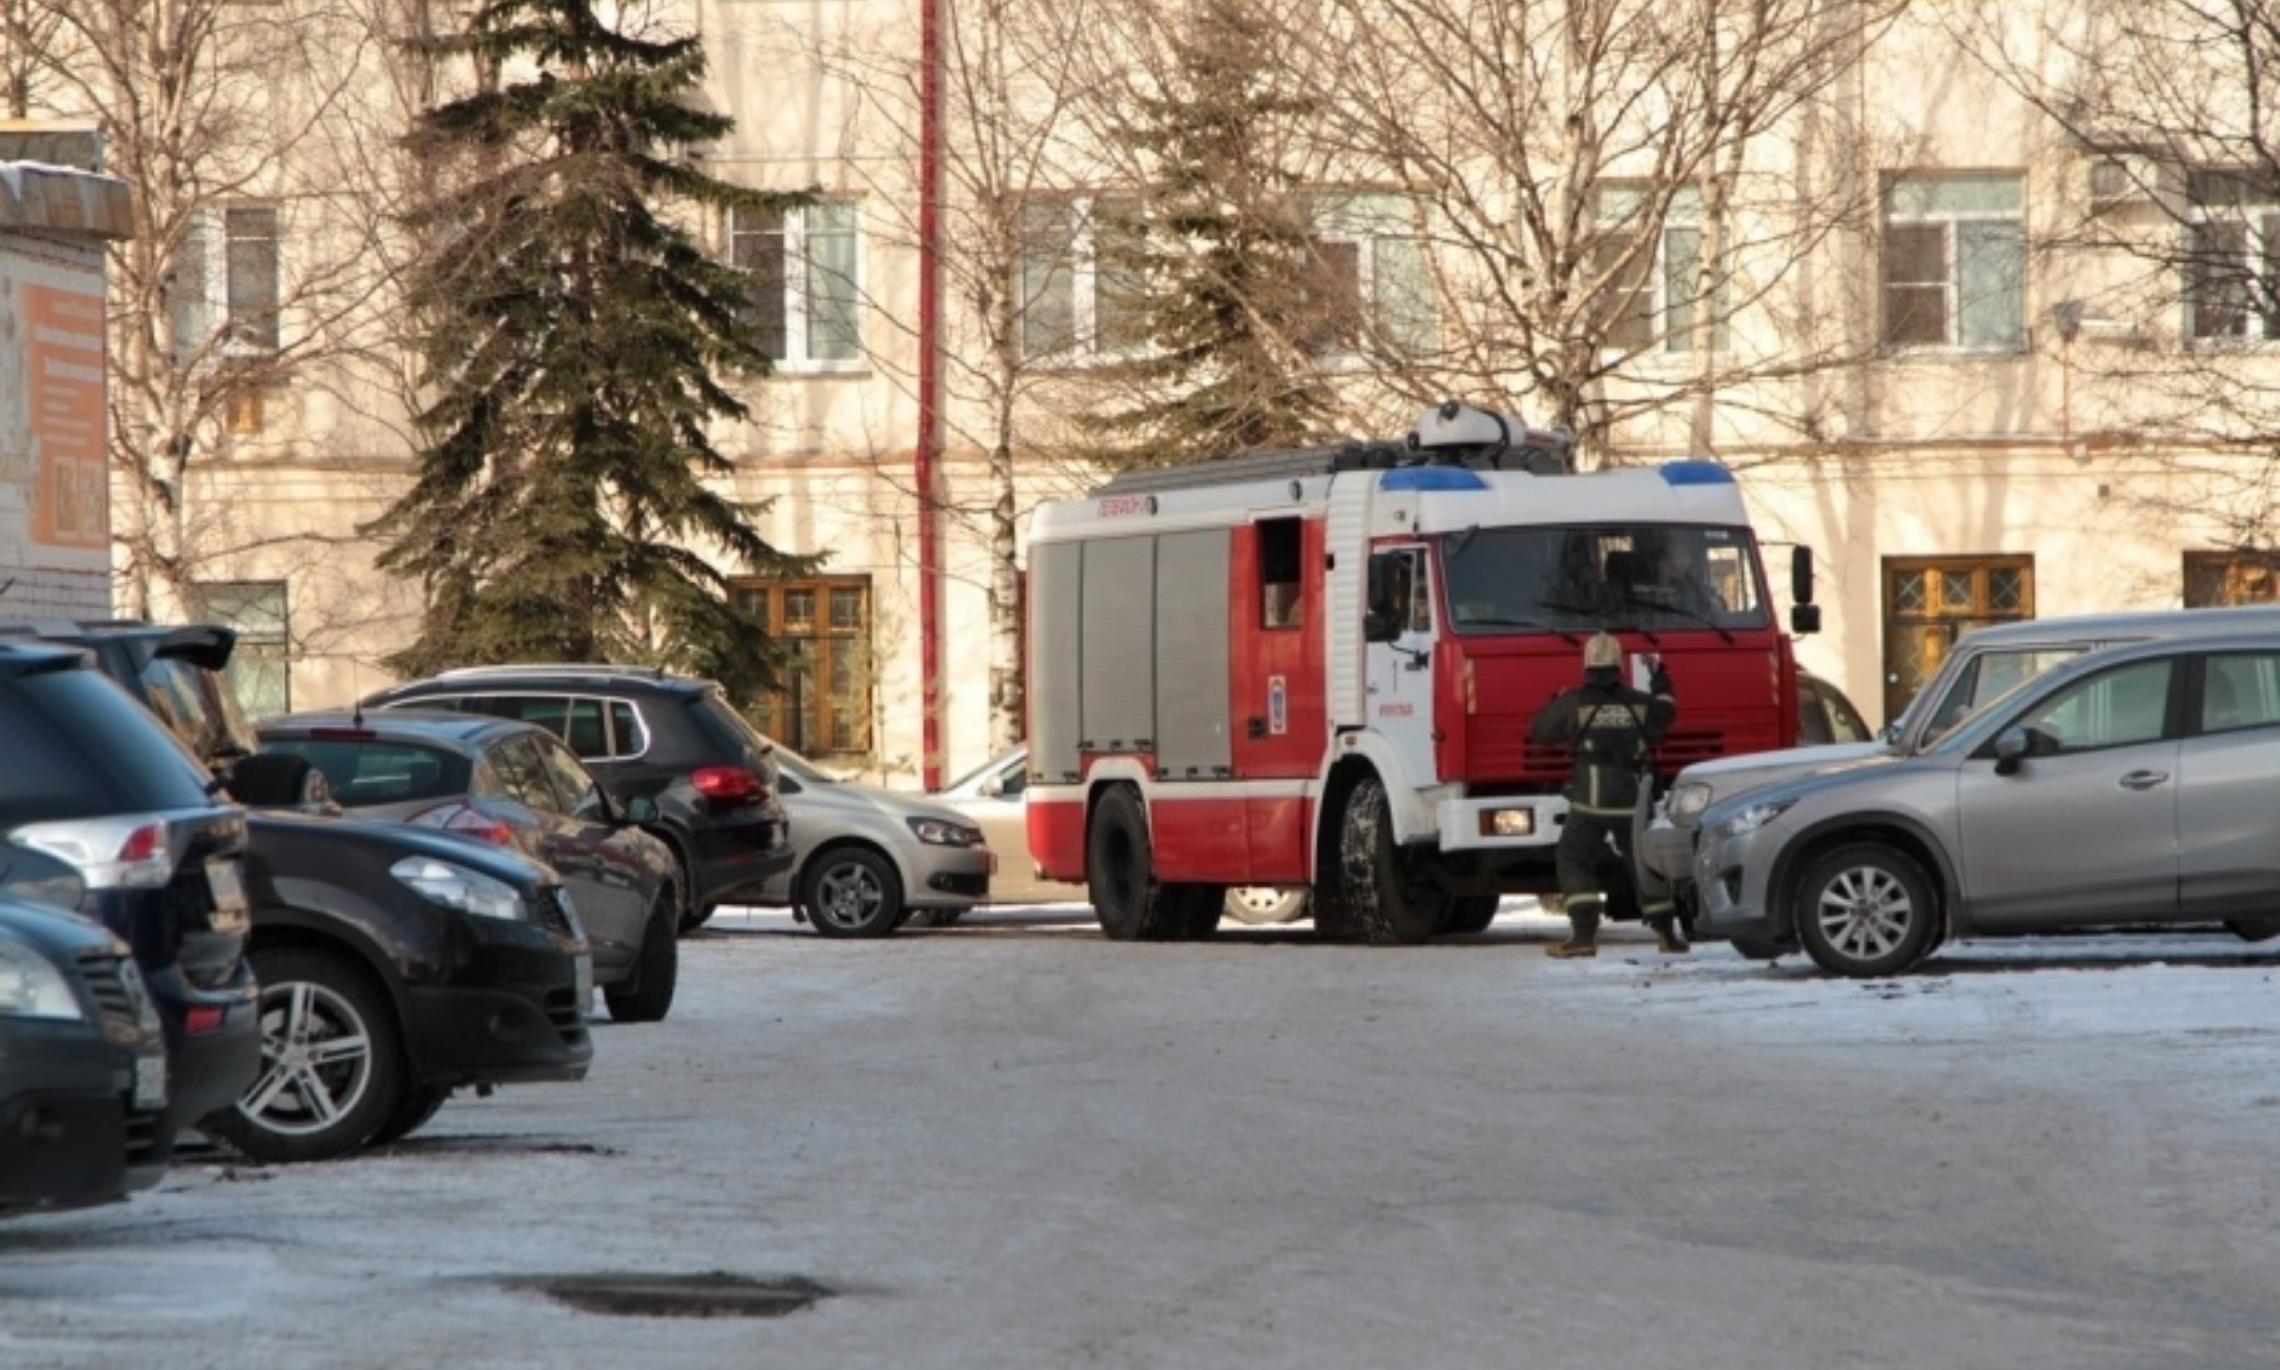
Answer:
[25,282,107,551]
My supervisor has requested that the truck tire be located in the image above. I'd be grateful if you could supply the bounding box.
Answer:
[1087,786,1207,942]
[1171,886,1225,941]
[1439,895,1499,935]
[1339,776,1447,946]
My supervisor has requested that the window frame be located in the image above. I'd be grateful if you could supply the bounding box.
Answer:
[1981,657,2183,759]
[1879,173,2028,357]
[1014,191,1153,365]
[727,198,866,374]
[732,574,875,761]
[1589,184,1733,357]
[1305,191,1439,364]
[2189,651,2280,737]
[190,578,290,721]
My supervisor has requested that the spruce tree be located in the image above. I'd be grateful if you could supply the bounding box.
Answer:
[370,0,809,695]
[1094,0,1335,467]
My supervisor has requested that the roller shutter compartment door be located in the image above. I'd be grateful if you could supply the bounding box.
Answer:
[1080,536,1157,752]
[1030,541,1084,783]
[1153,529,1232,778]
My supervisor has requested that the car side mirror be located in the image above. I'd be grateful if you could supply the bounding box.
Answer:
[620,794,658,825]
[1993,727,2029,776]
[1364,608,1399,644]
[1789,603,1822,636]
[1791,545,1816,605]
[977,773,1004,799]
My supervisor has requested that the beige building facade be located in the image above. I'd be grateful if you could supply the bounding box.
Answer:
[23,0,2280,784]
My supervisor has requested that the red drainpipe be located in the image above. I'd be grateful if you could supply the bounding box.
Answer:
[915,0,944,790]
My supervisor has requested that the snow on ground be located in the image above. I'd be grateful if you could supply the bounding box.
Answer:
[3,902,2277,1369]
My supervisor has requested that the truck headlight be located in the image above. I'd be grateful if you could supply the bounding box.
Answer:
[1713,799,1795,839]
[908,818,983,847]
[390,856,527,921]
[1668,782,1714,823]
[0,937,86,1021]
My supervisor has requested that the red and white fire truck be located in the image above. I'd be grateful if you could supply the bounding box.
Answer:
[1023,403,1819,945]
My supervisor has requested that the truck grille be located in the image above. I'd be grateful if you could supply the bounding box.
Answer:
[1496,727,1726,786]
[75,950,149,1033]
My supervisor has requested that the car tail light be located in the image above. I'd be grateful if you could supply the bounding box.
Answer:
[9,816,176,890]
[691,766,765,805]
[409,803,516,847]
[183,1005,226,1035]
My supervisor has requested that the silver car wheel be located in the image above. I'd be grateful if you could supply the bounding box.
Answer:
[238,980,374,1138]
[1815,867,1914,962]
[814,861,888,930]
[1225,886,1308,925]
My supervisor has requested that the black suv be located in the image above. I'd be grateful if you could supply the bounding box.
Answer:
[3,621,596,1161]
[363,667,793,931]
[0,891,172,1217]
[0,643,261,1137]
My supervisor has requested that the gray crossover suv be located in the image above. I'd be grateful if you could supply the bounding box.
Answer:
[1693,633,2280,976]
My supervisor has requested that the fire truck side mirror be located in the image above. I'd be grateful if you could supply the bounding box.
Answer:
[1791,546,1816,606]
[1790,603,1823,636]
[1364,608,1400,644]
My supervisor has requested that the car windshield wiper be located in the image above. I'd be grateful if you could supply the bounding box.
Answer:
[1622,592,1735,645]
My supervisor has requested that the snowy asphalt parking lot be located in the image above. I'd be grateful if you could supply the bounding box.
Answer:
[5,903,2279,1369]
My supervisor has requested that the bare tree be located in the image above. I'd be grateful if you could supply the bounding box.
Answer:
[1312,0,1904,458]
[15,0,411,623]
[1953,1,2280,576]
[797,0,1110,754]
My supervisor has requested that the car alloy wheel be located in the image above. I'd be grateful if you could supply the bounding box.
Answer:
[1814,866,1914,963]
[242,980,375,1138]
[813,861,887,931]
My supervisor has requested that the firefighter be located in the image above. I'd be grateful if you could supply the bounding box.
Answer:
[1529,631,1686,958]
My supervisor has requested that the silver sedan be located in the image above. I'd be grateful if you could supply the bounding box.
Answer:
[753,744,994,937]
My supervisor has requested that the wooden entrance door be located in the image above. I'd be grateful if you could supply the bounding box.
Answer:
[1881,556,2035,723]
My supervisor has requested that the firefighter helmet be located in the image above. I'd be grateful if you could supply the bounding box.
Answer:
[1583,631,1622,672]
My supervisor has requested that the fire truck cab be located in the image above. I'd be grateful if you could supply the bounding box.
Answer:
[1024,403,1814,945]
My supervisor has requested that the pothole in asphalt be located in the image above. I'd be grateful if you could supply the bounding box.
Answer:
[502,1272,833,1319]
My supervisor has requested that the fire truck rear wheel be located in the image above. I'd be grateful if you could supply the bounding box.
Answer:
[1339,776,1448,946]
[1087,785,1202,942]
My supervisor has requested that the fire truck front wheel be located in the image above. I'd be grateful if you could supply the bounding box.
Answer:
[1338,776,1450,947]
[1087,785,1222,942]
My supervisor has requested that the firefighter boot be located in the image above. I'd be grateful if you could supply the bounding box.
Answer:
[1650,914,1691,956]
[1547,902,1599,959]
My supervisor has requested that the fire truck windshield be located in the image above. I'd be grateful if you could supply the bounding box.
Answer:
[1440,524,1768,635]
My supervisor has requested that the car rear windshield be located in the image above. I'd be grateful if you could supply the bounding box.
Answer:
[139,656,259,764]
[687,692,838,782]
[0,668,221,821]
[262,738,472,808]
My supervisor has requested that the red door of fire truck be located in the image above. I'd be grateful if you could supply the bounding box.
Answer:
[1228,515,1323,882]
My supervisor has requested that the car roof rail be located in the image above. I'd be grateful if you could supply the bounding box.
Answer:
[431,662,679,683]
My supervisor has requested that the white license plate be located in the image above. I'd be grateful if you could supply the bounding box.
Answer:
[132,1053,167,1111]
[206,860,249,934]
[575,954,593,1002]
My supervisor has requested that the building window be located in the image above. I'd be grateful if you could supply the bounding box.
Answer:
[1305,192,1437,358]
[169,205,281,360]
[1016,194,1150,361]
[734,575,873,759]
[1590,184,1731,354]
[1881,174,2025,352]
[1881,555,2033,723]
[191,580,289,720]
[2185,549,2280,606]
[729,200,861,366]
[2184,170,2280,341]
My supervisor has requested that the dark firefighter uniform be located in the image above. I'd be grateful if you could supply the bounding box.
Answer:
[1528,632,1684,958]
